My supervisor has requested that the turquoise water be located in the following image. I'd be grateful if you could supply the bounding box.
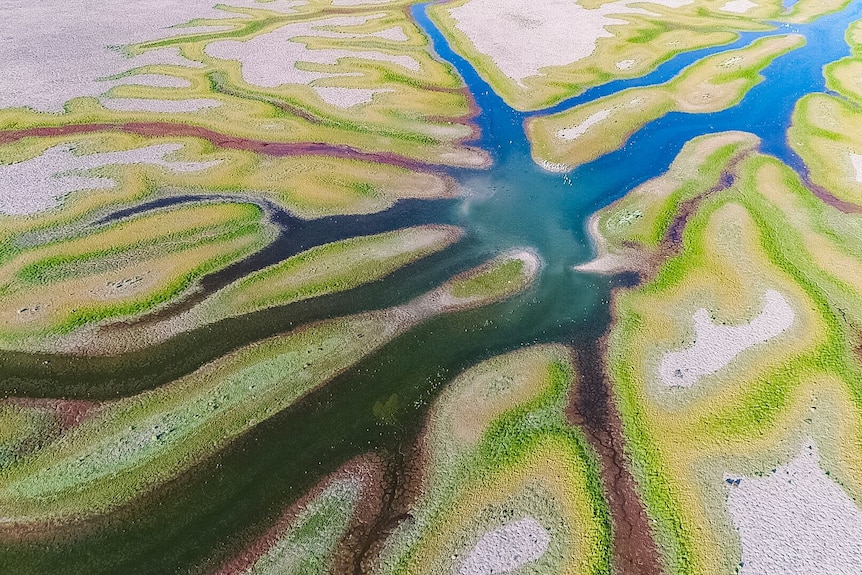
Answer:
[3,3,862,573]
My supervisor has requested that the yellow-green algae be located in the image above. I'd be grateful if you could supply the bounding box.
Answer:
[587,134,862,574]
[823,17,862,104]
[428,0,785,111]
[238,475,364,575]
[199,225,463,321]
[374,345,612,575]
[0,132,454,228]
[789,93,862,207]
[0,404,60,470]
[781,0,852,23]
[527,34,803,170]
[0,253,537,523]
[579,130,760,273]
[0,4,486,168]
[87,225,464,354]
[0,201,275,348]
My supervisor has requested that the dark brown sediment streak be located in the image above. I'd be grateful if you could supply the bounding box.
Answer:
[346,435,428,575]
[213,456,387,575]
[0,123,476,172]
[567,341,665,575]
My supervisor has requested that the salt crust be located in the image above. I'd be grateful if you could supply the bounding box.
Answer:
[0,0,303,112]
[108,74,193,89]
[205,15,421,108]
[720,0,758,13]
[726,441,862,575]
[99,97,223,112]
[459,517,551,575]
[314,87,393,108]
[330,0,395,4]
[556,109,612,140]
[447,0,693,86]
[0,144,220,215]
[556,96,644,141]
[659,290,795,388]
[849,153,862,182]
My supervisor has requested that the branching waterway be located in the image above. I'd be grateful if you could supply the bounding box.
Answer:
[2,2,862,573]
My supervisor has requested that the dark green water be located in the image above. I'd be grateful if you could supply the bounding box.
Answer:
[2,1,862,572]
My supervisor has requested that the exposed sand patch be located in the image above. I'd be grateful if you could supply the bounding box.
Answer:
[0,143,220,215]
[720,0,758,13]
[556,109,612,141]
[659,289,795,388]
[725,441,862,574]
[459,517,551,575]
[372,26,410,42]
[99,97,222,112]
[205,15,421,90]
[127,46,207,70]
[1,0,304,112]
[849,153,862,182]
[314,87,392,108]
[616,59,636,70]
[107,74,193,89]
[446,0,693,86]
[555,96,645,142]
[536,159,571,173]
[331,0,394,4]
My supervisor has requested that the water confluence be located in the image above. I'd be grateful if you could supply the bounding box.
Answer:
[2,3,861,573]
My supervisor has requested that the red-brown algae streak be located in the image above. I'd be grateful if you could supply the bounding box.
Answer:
[0,123,484,172]
[5,397,100,431]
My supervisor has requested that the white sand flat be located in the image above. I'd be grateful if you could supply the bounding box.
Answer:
[659,290,795,388]
[99,97,222,112]
[849,153,862,182]
[314,87,392,108]
[205,16,421,89]
[720,0,758,14]
[725,441,862,575]
[0,0,309,112]
[447,0,693,86]
[0,143,220,215]
[556,109,612,140]
[107,74,193,89]
[459,517,551,575]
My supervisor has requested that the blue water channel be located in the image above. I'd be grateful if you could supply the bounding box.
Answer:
[406,0,861,341]
[6,5,862,574]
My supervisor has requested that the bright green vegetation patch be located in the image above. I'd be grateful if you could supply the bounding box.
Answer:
[0,201,274,347]
[0,404,59,469]
[242,477,362,575]
[0,5,486,168]
[202,225,462,320]
[375,345,612,575]
[789,92,862,207]
[823,18,862,104]
[0,256,535,523]
[448,258,524,299]
[428,0,781,111]
[0,311,402,523]
[598,135,862,574]
[526,35,802,170]
[446,250,537,303]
